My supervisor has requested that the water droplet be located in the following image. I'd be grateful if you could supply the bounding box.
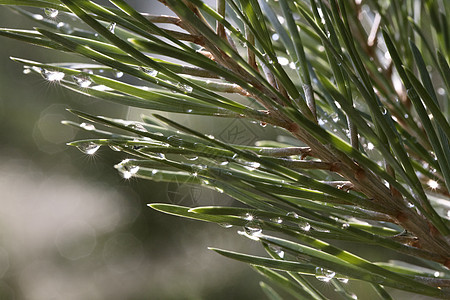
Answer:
[244,213,254,221]
[184,155,198,161]
[109,145,122,152]
[80,123,95,131]
[380,106,387,115]
[427,179,439,189]
[42,69,65,81]
[437,88,446,95]
[244,221,262,236]
[270,217,283,224]
[269,245,285,258]
[219,223,232,228]
[76,142,100,155]
[139,66,158,77]
[259,121,267,127]
[366,142,374,150]
[44,8,59,18]
[206,134,215,140]
[243,161,260,171]
[277,56,290,66]
[108,22,116,33]
[330,113,339,123]
[214,187,224,193]
[177,83,193,93]
[72,75,92,88]
[299,222,311,231]
[272,33,280,41]
[286,212,299,219]
[315,267,335,282]
[114,159,139,179]
[33,14,44,20]
[350,294,358,299]
[167,135,184,147]
[23,68,31,74]
[341,223,350,229]
[127,123,146,132]
[434,271,441,277]
[407,202,415,208]
[56,22,74,34]
[337,277,349,283]
[91,85,108,91]
[114,70,123,78]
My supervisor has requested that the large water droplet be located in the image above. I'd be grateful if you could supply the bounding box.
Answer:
[42,69,65,81]
[44,8,59,18]
[76,142,100,155]
[315,267,335,282]
[72,75,92,88]
[108,22,116,33]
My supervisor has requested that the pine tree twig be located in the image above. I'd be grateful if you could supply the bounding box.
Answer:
[254,147,313,157]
